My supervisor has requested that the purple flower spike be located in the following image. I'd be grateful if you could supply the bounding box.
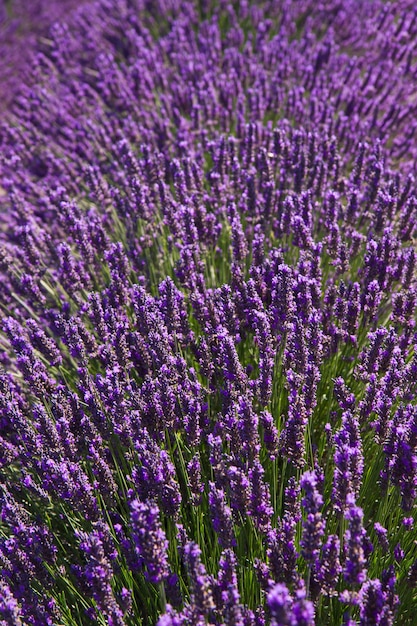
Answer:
[343,496,370,586]
[248,459,274,534]
[129,499,170,584]
[332,410,363,513]
[292,586,315,625]
[208,482,236,548]
[300,471,324,566]
[215,549,244,625]
[268,583,315,626]
[0,579,23,626]
[268,583,293,626]
[316,534,341,596]
[182,541,215,618]
[359,579,386,626]
[77,529,126,626]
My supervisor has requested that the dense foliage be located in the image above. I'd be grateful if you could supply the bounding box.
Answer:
[1,1,417,624]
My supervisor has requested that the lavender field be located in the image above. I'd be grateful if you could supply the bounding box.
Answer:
[1,0,417,624]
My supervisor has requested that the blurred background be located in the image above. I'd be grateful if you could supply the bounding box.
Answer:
[0,0,81,110]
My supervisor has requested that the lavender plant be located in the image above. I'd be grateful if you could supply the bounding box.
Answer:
[1,0,417,624]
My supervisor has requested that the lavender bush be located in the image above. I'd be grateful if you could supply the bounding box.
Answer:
[1,0,417,624]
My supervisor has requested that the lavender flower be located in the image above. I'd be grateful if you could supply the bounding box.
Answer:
[332,410,364,513]
[343,496,369,586]
[129,499,170,584]
[359,579,387,626]
[0,579,23,626]
[214,549,244,625]
[316,534,341,596]
[248,459,274,534]
[300,471,324,566]
[268,583,315,626]
[208,482,236,548]
[181,541,215,619]
[187,454,204,506]
[268,583,293,626]
[77,528,126,626]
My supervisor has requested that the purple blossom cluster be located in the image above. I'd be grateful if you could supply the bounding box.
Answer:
[0,0,417,624]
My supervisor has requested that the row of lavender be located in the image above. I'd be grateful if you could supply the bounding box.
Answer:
[1,0,417,624]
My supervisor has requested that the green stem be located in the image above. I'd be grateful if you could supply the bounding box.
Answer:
[159,581,167,614]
